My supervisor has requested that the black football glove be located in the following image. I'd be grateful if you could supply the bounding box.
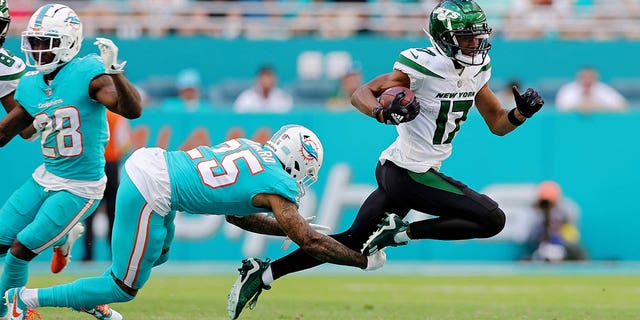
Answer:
[512,86,544,118]
[377,91,421,125]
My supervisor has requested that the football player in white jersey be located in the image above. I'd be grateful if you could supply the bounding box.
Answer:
[357,0,543,255]
[228,1,544,318]
[0,0,33,140]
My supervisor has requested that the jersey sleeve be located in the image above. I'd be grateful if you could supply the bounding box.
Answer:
[0,78,19,100]
[393,48,441,91]
[0,53,26,99]
[77,54,106,84]
[267,173,300,206]
[14,71,38,116]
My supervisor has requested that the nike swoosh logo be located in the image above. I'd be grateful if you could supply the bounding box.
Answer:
[410,51,418,59]
[12,291,22,318]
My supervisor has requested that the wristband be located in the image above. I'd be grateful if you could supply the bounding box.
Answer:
[372,105,384,123]
[508,108,524,126]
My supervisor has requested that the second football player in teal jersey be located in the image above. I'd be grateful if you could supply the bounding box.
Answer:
[5,125,386,319]
[0,3,142,319]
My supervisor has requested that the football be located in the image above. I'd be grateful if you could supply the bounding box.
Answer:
[378,86,415,108]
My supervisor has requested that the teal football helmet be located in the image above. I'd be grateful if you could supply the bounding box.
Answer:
[266,124,324,197]
[21,4,83,74]
[427,0,492,66]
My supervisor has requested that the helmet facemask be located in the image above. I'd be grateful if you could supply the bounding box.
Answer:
[21,4,83,74]
[440,24,492,66]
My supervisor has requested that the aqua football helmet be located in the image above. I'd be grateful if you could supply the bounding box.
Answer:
[0,0,10,48]
[427,0,492,66]
[266,125,324,196]
[21,4,83,74]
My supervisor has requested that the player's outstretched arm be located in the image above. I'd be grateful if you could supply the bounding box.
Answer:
[225,213,288,237]
[91,37,142,119]
[264,194,384,270]
[226,212,330,240]
[476,83,544,136]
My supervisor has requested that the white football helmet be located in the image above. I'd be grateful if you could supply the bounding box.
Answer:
[21,4,83,74]
[266,125,324,196]
[0,0,10,48]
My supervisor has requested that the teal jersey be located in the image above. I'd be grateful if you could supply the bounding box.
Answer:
[165,138,300,215]
[15,54,107,181]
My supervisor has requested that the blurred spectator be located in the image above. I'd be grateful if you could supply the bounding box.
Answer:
[496,79,521,107]
[503,0,574,39]
[83,111,132,262]
[161,68,210,112]
[555,66,628,112]
[222,5,244,39]
[175,4,219,37]
[325,66,362,111]
[234,65,293,113]
[526,181,588,262]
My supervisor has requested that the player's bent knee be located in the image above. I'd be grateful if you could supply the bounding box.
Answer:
[112,274,138,299]
[480,207,506,238]
[331,231,361,250]
[11,240,37,261]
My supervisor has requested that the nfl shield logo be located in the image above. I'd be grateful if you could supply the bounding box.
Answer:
[44,88,52,96]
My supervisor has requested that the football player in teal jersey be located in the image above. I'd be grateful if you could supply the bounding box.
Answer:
[0,1,85,276]
[0,3,142,320]
[227,1,545,319]
[5,125,386,319]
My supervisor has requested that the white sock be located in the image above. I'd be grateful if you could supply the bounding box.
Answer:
[21,288,40,309]
[261,266,274,286]
[394,231,411,243]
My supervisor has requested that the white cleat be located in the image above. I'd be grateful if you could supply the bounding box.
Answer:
[78,304,123,320]
[51,223,85,274]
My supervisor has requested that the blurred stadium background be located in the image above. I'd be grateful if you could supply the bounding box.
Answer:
[2,0,640,318]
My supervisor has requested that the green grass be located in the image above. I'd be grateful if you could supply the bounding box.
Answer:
[24,273,640,319]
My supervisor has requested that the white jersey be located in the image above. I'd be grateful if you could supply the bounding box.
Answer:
[380,47,491,173]
[0,48,25,99]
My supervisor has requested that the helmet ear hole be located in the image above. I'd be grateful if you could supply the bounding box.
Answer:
[293,161,300,172]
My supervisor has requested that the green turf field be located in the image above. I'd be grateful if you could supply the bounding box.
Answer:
[22,272,640,320]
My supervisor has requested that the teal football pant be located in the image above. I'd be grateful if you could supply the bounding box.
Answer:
[0,177,98,252]
[37,169,175,310]
[0,177,99,313]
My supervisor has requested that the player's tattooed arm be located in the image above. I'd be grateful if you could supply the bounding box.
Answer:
[225,213,287,237]
[267,194,368,269]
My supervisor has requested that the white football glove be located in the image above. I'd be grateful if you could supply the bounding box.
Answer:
[364,249,386,271]
[94,37,126,74]
[281,216,332,250]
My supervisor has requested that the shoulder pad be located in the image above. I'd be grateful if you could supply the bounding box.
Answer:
[396,48,446,80]
[398,48,437,63]
[0,50,26,78]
